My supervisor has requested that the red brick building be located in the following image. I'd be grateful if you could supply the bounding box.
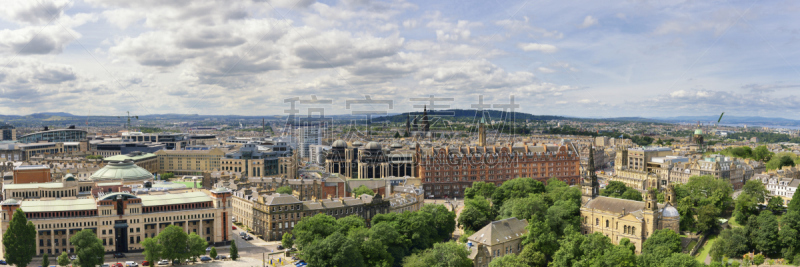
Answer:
[13,165,50,184]
[417,142,580,198]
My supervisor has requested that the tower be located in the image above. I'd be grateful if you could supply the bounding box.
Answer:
[666,184,677,206]
[422,105,430,132]
[642,189,659,237]
[478,114,486,147]
[581,145,599,205]
[405,113,411,136]
[614,146,628,171]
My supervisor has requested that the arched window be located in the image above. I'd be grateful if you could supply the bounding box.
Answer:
[606,220,609,228]
[632,227,636,234]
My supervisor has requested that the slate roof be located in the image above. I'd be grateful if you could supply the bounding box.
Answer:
[583,196,664,214]
[468,217,528,246]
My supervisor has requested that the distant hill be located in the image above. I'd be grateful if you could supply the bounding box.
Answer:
[371,109,570,123]
[653,115,800,127]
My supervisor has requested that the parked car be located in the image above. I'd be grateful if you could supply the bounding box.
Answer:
[69,255,78,261]
[125,261,138,267]
[232,226,237,230]
[295,260,307,267]
[157,260,169,265]
[0,259,7,265]
[100,264,110,267]
[246,236,254,240]
[141,261,149,266]
[206,246,212,252]
[200,256,212,262]
[215,255,227,260]
[113,263,124,267]
[277,245,284,250]
[113,252,125,258]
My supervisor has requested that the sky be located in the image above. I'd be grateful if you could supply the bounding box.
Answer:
[1,0,799,119]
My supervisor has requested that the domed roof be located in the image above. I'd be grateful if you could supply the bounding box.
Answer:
[332,140,348,148]
[365,142,381,150]
[90,160,153,183]
[390,143,403,149]
[663,206,679,217]
[694,129,703,135]
[64,173,75,181]
[352,141,363,146]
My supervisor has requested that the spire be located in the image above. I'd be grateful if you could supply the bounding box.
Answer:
[582,145,599,205]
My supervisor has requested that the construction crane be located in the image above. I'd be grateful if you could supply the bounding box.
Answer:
[118,111,139,129]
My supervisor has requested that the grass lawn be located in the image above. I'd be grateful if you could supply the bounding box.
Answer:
[695,234,718,264]
[728,216,743,228]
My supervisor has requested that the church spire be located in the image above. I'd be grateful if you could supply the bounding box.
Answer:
[582,145,599,205]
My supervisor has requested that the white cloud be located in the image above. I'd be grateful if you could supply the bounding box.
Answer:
[538,67,555,73]
[518,43,558,53]
[580,15,598,28]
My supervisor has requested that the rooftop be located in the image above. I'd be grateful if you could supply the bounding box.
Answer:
[139,191,213,206]
[20,198,97,212]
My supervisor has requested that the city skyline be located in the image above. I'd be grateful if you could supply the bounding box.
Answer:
[1,0,799,118]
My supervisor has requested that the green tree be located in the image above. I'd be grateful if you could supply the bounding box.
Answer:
[187,233,207,261]
[518,245,548,267]
[209,247,217,260]
[753,254,765,266]
[661,253,700,267]
[767,197,784,212]
[369,222,411,267]
[304,232,364,267]
[600,238,638,267]
[464,181,496,200]
[70,229,104,267]
[420,204,456,242]
[276,186,293,194]
[640,229,682,267]
[753,146,774,161]
[545,178,582,206]
[282,233,294,249]
[677,196,697,231]
[142,237,161,267]
[160,172,175,180]
[157,225,189,263]
[336,215,367,235]
[550,227,585,267]
[750,211,779,255]
[790,189,800,213]
[394,132,401,138]
[488,254,527,267]
[545,200,580,237]
[491,178,545,207]
[230,239,239,260]
[621,188,644,201]
[352,185,375,196]
[2,209,36,267]
[767,154,796,170]
[293,213,337,249]
[696,203,721,232]
[734,193,759,225]
[711,228,750,261]
[402,242,472,267]
[601,181,629,197]
[459,196,493,232]
[42,253,49,267]
[57,252,70,267]
[497,195,548,221]
[743,180,770,203]
[780,210,800,260]
[522,216,560,259]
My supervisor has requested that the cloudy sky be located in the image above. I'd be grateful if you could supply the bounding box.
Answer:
[1,0,799,118]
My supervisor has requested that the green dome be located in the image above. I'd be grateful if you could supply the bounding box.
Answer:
[694,129,703,135]
[90,160,153,183]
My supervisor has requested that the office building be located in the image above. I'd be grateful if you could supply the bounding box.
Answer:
[0,124,15,141]
[17,128,87,144]
[13,165,51,184]
[156,148,225,175]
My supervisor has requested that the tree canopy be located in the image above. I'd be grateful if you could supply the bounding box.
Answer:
[402,242,472,267]
[353,185,376,196]
[70,229,105,267]
[276,186,293,194]
[2,209,36,267]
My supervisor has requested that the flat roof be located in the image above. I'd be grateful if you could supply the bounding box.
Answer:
[3,182,65,189]
[20,198,96,212]
[139,191,213,206]
[104,153,156,162]
[14,165,49,171]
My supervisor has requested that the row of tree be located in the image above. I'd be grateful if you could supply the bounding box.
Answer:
[291,204,455,267]
[601,181,644,201]
[141,224,226,266]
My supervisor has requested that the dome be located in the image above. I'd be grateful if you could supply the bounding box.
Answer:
[64,173,75,181]
[694,129,703,135]
[662,206,679,217]
[332,140,348,148]
[365,142,381,150]
[90,160,154,183]
[352,141,363,146]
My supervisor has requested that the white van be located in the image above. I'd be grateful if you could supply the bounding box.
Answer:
[125,261,138,267]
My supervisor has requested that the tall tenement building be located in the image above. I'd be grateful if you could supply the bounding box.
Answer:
[417,142,580,198]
